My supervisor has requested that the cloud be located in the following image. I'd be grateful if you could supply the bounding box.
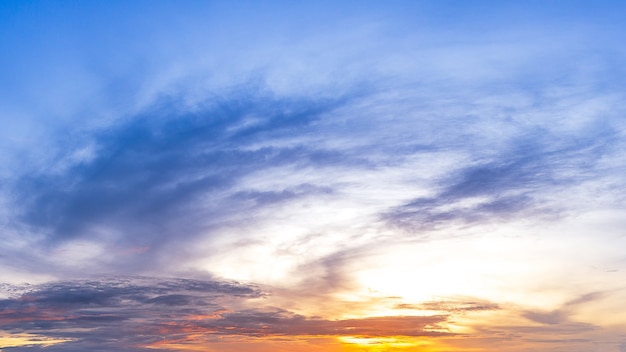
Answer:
[8,89,357,272]
[0,0,624,290]
[395,298,500,313]
[522,310,569,325]
[0,277,260,319]
[0,277,450,351]
[0,277,260,351]
[163,309,451,338]
[522,292,606,325]
[383,122,621,232]
[0,7,625,352]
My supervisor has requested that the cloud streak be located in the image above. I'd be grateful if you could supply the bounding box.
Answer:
[2,2,626,351]
[0,278,451,351]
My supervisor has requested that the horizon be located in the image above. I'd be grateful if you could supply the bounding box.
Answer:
[1,1,626,351]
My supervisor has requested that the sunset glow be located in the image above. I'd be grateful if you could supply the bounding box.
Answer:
[1,1,626,351]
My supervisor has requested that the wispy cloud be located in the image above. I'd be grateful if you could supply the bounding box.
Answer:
[2,2,626,351]
[8,89,356,273]
[384,123,620,231]
[522,292,605,325]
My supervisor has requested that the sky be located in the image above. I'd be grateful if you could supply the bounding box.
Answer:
[1,0,626,351]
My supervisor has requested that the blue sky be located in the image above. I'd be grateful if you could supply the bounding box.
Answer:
[1,1,626,351]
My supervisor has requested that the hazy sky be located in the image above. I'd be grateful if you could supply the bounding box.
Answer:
[1,1,626,351]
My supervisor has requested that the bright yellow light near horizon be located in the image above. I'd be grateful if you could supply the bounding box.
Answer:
[339,336,438,352]
[0,333,72,349]
[340,336,416,346]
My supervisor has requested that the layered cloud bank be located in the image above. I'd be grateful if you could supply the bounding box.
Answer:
[0,277,451,351]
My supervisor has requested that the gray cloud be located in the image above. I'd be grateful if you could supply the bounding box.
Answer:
[522,310,569,325]
[522,292,606,325]
[0,277,258,351]
[384,124,620,232]
[0,277,450,351]
[395,299,500,313]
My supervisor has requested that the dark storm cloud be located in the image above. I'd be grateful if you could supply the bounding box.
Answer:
[0,277,450,351]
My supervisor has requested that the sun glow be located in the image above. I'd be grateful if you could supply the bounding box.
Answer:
[339,336,438,351]
[0,333,72,349]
